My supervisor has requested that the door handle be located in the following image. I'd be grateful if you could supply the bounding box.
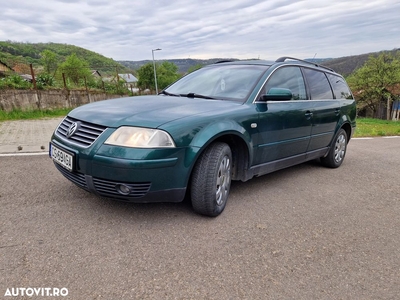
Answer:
[334,108,340,116]
[305,111,313,119]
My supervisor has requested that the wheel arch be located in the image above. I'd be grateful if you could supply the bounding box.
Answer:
[341,122,352,142]
[187,128,252,183]
[209,134,250,181]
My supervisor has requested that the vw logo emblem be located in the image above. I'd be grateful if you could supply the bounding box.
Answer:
[66,122,78,138]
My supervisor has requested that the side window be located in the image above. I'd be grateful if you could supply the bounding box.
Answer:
[303,68,334,100]
[263,66,307,100]
[327,73,354,99]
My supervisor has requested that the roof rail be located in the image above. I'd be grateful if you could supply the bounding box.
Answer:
[214,60,235,64]
[275,57,334,72]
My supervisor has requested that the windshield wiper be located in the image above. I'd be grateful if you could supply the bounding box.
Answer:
[159,90,180,97]
[179,92,216,100]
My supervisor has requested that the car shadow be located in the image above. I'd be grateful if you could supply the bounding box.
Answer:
[63,159,323,220]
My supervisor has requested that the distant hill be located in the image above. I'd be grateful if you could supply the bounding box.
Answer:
[317,48,400,76]
[1,41,398,77]
[119,49,400,77]
[119,58,240,74]
[0,41,130,75]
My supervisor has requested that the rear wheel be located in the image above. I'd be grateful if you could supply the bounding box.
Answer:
[321,128,347,168]
[191,142,232,217]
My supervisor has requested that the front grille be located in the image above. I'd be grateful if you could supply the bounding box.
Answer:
[54,162,89,191]
[56,116,107,147]
[92,177,151,198]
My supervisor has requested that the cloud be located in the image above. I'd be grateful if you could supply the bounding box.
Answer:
[0,0,399,61]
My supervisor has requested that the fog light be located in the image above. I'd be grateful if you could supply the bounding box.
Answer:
[116,184,131,195]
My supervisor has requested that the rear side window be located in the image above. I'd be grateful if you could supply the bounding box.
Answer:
[303,68,333,100]
[327,74,354,99]
[263,66,307,100]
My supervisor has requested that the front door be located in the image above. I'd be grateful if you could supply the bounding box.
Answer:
[253,66,312,165]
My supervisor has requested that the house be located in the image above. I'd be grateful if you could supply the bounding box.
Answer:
[118,73,139,93]
[0,60,13,77]
[118,73,138,85]
[19,74,33,82]
[0,61,34,82]
[91,70,102,78]
[12,63,30,74]
[389,83,400,120]
[102,73,139,93]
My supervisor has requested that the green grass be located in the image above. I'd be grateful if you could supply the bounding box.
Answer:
[0,108,72,121]
[354,118,400,137]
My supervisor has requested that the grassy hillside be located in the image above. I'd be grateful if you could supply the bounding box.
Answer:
[323,48,400,76]
[1,41,398,77]
[0,41,130,75]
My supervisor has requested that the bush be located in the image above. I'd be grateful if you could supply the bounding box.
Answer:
[0,75,32,89]
[36,73,55,89]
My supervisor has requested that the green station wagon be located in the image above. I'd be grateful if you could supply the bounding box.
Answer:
[50,57,356,217]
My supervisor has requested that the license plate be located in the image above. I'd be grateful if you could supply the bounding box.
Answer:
[50,143,74,172]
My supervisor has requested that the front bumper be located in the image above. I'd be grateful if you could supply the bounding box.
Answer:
[50,138,194,203]
[53,162,186,202]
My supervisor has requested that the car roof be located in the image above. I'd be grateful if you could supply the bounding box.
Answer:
[213,60,274,66]
[212,57,337,74]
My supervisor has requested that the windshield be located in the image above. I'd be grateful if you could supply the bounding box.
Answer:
[164,64,269,102]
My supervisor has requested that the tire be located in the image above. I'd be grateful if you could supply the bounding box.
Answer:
[191,142,232,217]
[321,128,348,168]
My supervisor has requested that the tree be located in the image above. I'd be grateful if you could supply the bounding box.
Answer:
[347,53,400,119]
[58,53,92,86]
[40,50,58,75]
[157,61,181,90]
[187,64,203,74]
[137,63,155,91]
[137,61,181,92]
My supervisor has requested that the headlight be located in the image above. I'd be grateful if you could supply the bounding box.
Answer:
[105,127,175,148]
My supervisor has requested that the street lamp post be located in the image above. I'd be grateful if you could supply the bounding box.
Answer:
[152,48,162,94]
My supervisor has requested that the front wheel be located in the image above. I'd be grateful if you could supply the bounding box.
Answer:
[321,128,348,168]
[191,142,232,217]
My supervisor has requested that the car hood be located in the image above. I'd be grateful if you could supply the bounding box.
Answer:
[68,95,243,128]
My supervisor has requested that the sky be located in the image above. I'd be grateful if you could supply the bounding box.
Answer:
[0,0,399,62]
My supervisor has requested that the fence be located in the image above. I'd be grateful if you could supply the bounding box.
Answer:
[0,62,137,95]
[0,89,125,112]
[392,100,400,120]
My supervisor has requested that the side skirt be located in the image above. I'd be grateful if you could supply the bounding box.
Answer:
[243,147,329,181]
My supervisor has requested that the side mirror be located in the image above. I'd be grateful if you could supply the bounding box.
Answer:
[261,88,293,101]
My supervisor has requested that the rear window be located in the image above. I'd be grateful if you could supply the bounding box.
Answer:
[327,74,354,99]
[303,68,333,100]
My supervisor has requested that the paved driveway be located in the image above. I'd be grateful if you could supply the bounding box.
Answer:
[1,137,399,299]
[0,118,62,154]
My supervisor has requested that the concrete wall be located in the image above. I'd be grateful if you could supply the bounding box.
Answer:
[0,89,126,112]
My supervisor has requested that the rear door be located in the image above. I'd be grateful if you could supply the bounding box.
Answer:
[302,68,340,152]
